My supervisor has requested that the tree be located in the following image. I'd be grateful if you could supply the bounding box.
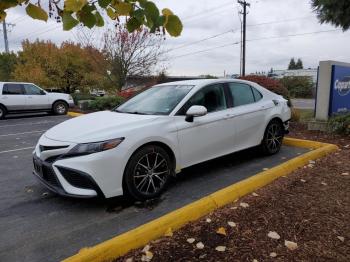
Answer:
[0,52,17,81]
[288,58,297,70]
[12,40,106,93]
[296,58,303,69]
[0,0,182,37]
[311,0,350,30]
[280,76,313,98]
[102,26,164,90]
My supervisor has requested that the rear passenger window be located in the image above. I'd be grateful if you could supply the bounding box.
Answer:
[252,87,263,101]
[2,84,24,95]
[228,83,255,107]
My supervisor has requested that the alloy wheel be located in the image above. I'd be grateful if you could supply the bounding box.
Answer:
[266,123,283,152]
[133,152,169,195]
[56,103,66,114]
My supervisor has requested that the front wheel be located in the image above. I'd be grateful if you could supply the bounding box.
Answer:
[260,119,284,155]
[0,105,6,120]
[53,101,68,115]
[124,145,173,201]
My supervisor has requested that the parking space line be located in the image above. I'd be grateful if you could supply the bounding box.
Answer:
[0,121,55,128]
[0,130,46,137]
[0,147,35,154]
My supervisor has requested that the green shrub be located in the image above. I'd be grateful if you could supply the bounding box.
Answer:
[88,96,125,111]
[71,93,95,105]
[280,76,314,98]
[328,113,350,135]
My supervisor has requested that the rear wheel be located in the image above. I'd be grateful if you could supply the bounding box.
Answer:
[0,105,6,120]
[260,119,284,155]
[53,101,68,115]
[124,145,172,201]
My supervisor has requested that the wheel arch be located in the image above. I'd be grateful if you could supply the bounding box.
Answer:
[0,103,7,110]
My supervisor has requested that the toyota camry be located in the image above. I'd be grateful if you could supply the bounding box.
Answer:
[32,79,291,200]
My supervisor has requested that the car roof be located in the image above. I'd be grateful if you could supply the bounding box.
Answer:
[155,78,255,87]
[0,82,34,85]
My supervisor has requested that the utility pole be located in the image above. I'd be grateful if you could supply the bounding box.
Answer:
[2,20,9,53]
[238,0,250,76]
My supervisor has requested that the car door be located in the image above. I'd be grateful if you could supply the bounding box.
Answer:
[225,82,269,151]
[1,83,26,111]
[174,83,234,168]
[23,84,50,110]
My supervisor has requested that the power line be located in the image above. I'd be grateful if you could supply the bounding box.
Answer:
[247,16,314,27]
[182,1,233,21]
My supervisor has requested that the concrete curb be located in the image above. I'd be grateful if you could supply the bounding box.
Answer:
[64,138,338,262]
[67,112,84,117]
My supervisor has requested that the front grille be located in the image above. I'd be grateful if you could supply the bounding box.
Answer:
[45,155,63,163]
[42,166,60,187]
[40,145,69,152]
[58,167,95,189]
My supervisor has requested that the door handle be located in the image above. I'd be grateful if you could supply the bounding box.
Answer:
[28,96,33,99]
[225,114,236,119]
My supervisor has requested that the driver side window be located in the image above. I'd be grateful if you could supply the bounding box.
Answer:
[178,84,227,115]
[23,84,43,95]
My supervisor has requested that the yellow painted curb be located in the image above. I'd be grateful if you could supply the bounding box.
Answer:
[67,112,84,117]
[64,138,338,262]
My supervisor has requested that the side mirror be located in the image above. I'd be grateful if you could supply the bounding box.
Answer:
[40,90,46,95]
[185,105,207,122]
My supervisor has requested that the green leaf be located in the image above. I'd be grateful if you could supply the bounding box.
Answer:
[126,17,141,32]
[106,7,118,20]
[62,11,79,30]
[26,3,48,22]
[162,8,173,16]
[98,0,112,8]
[114,1,132,16]
[165,15,183,37]
[95,11,104,27]
[132,9,145,23]
[144,1,159,22]
[65,0,87,12]
[78,9,96,28]
[0,0,18,10]
[0,10,7,22]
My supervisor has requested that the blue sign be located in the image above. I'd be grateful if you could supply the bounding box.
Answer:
[329,65,350,115]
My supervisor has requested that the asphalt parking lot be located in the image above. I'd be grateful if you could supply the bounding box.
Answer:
[0,114,309,262]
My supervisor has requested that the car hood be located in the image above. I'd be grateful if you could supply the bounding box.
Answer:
[44,111,160,143]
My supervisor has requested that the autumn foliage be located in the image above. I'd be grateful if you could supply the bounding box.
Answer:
[239,75,290,99]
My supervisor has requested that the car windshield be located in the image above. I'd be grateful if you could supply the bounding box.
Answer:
[115,85,194,115]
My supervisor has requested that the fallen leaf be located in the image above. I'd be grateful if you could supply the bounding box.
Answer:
[215,246,226,252]
[253,260,259,262]
[199,254,207,259]
[141,251,153,262]
[281,156,287,160]
[216,227,227,236]
[187,238,195,244]
[252,192,259,197]
[228,221,236,227]
[164,228,173,237]
[267,231,280,240]
[341,172,349,176]
[230,206,238,210]
[142,245,151,253]
[196,242,204,249]
[206,218,212,223]
[263,168,269,171]
[309,160,315,164]
[300,179,306,183]
[26,188,33,193]
[270,252,277,257]
[307,164,314,168]
[240,202,249,208]
[126,258,133,262]
[337,236,345,242]
[344,144,349,148]
[321,182,327,186]
[285,240,298,250]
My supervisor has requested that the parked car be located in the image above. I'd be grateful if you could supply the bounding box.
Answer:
[32,79,291,200]
[0,82,74,119]
[90,89,106,97]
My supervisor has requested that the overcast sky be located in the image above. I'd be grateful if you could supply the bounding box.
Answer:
[3,0,350,76]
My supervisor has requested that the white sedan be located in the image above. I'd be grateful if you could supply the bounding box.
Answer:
[32,79,291,200]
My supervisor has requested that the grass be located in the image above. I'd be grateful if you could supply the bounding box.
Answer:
[298,109,314,122]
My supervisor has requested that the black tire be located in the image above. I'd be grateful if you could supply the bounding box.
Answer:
[124,145,173,201]
[52,101,68,115]
[0,105,6,120]
[260,119,284,155]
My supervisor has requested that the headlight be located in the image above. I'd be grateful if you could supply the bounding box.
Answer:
[65,138,124,157]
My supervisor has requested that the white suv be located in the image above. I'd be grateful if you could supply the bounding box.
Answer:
[0,82,75,119]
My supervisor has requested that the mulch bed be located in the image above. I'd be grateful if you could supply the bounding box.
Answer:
[115,122,350,262]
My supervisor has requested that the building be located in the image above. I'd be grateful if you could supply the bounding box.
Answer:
[269,68,318,83]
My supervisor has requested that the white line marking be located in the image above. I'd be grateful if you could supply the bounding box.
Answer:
[0,147,35,154]
[0,130,46,137]
[0,121,55,128]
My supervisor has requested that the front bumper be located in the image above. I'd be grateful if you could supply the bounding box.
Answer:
[33,154,102,198]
